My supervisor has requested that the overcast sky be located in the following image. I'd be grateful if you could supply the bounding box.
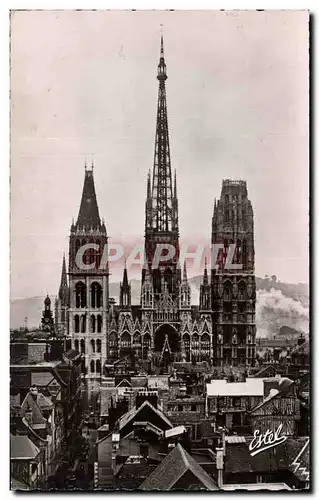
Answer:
[10,10,309,298]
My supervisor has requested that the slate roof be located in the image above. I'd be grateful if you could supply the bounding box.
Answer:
[118,400,172,435]
[139,443,219,491]
[10,435,40,460]
[253,365,279,378]
[63,348,81,362]
[224,438,309,475]
[249,378,294,414]
[75,168,105,231]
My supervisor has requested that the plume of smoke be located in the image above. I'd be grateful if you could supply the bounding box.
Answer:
[256,288,309,338]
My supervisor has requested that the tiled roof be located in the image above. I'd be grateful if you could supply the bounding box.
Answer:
[253,365,280,378]
[63,349,81,361]
[139,444,219,491]
[118,400,172,435]
[249,379,294,414]
[10,435,40,460]
[224,438,309,475]
[31,372,55,387]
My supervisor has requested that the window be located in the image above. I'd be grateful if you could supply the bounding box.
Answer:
[140,444,148,458]
[96,359,101,374]
[97,339,101,353]
[178,405,183,412]
[75,282,87,308]
[191,404,197,412]
[81,314,86,333]
[97,315,102,333]
[256,475,264,483]
[91,282,102,308]
[91,315,96,333]
[74,315,80,333]
[80,339,85,354]
[91,339,95,354]
[90,360,95,373]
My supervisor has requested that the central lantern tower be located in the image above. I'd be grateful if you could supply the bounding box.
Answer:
[141,36,182,356]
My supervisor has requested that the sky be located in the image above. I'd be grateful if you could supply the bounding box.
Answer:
[10,10,309,299]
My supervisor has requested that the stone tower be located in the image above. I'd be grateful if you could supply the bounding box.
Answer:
[68,166,109,391]
[41,295,55,334]
[55,252,69,336]
[211,180,256,367]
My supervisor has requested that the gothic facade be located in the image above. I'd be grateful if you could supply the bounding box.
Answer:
[55,36,256,379]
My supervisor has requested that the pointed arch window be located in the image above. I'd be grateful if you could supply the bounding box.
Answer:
[164,268,173,294]
[81,314,86,333]
[121,332,131,348]
[91,282,102,308]
[97,315,102,333]
[74,339,79,352]
[153,269,161,294]
[96,359,101,374]
[109,332,117,347]
[91,315,96,333]
[143,333,151,358]
[96,339,101,353]
[74,315,80,333]
[183,333,190,351]
[201,333,210,351]
[80,339,85,354]
[133,332,141,346]
[224,281,232,302]
[90,360,95,373]
[242,239,247,268]
[91,339,95,354]
[75,282,87,308]
[238,281,246,301]
[192,333,199,349]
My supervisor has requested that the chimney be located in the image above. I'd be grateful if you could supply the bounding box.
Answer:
[222,428,226,456]
[136,390,158,409]
[30,385,38,400]
[19,387,29,405]
[216,447,224,488]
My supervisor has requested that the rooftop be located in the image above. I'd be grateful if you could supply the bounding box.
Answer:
[206,378,264,397]
[10,435,40,460]
[139,444,219,491]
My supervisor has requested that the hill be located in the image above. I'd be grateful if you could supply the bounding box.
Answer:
[10,277,309,338]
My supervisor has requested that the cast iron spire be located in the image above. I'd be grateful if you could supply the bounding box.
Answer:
[149,35,177,233]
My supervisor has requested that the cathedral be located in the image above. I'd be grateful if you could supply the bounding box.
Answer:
[55,37,256,387]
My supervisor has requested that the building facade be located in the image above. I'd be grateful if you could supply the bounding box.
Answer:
[56,36,256,386]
